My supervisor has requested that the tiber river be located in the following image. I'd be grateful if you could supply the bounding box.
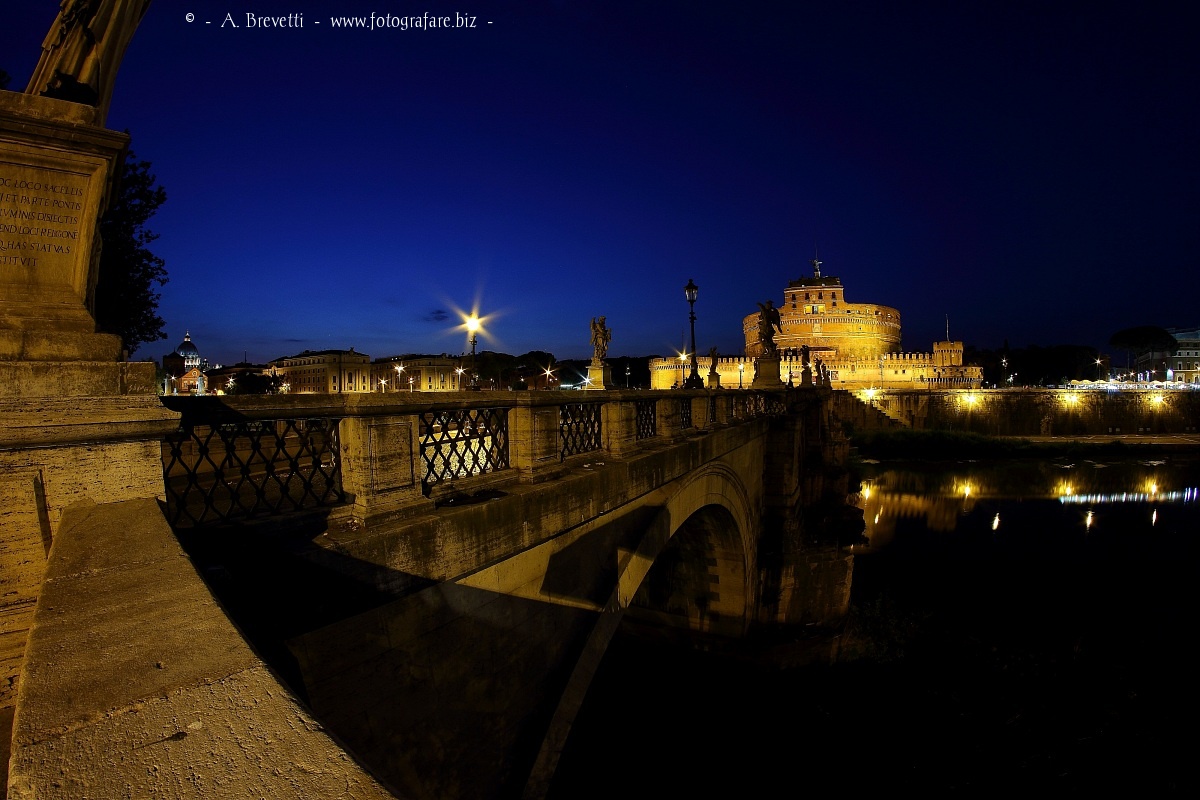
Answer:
[547,452,1198,797]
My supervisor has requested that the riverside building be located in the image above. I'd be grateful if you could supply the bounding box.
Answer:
[650,259,983,390]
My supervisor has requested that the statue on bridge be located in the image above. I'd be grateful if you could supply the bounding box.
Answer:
[26,0,154,125]
[756,300,783,354]
[590,316,611,364]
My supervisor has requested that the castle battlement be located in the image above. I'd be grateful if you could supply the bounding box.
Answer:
[651,259,982,389]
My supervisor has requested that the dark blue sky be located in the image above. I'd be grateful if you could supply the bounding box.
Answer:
[7,1,1198,365]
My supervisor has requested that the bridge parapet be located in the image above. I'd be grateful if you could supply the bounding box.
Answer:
[160,388,790,530]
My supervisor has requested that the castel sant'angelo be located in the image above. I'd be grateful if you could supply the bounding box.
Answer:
[651,258,984,390]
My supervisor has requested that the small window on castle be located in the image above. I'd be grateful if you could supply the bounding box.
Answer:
[818,292,823,299]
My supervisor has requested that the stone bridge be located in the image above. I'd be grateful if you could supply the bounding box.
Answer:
[4,387,855,800]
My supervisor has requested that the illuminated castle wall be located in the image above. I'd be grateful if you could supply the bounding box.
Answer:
[742,263,901,360]
[650,259,983,390]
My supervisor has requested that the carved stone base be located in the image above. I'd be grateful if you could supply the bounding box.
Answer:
[752,355,784,388]
[1,90,129,335]
[585,363,612,390]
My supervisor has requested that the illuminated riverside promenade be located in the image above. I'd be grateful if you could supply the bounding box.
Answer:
[846,386,1200,438]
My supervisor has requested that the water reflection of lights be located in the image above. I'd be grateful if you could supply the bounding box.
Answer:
[991,513,1000,530]
[1152,509,1157,526]
[1060,487,1197,504]
[1086,510,1094,529]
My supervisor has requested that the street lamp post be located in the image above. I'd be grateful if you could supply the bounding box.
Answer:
[1095,358,1103,380]
[738,361,744,388]
[466,314,481,390]
[683,279,702,389]
[625,363,630,388]
[678,352,687,387]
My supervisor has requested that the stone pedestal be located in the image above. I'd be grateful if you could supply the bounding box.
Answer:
[585,362,612,390]
[752,354,784,388]
[0,90,179,713]
[1,92,130,337]
[706,371,721,389]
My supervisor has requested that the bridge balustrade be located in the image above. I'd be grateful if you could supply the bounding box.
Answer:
[679,396,693,429]
[161,398,346,528]
[558,401,602,459]
[159,389,790,528]
[635,398,657,439]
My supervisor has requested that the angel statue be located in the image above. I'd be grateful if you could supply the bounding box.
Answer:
[757,300,783,353]
[26,0,154,125]
[590,316,611,364]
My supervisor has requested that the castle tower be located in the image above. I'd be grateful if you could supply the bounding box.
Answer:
[743,258,901,360]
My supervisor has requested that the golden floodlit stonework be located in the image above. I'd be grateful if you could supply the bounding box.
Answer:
[651,259,983,390]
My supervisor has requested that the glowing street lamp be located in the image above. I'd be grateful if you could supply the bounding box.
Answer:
[738,361,744,388]
[455,365,465,390]
[678,351,688,387]
[466,314,481,391]
[408,376,414,392]
[1095,358,1103,380]
[682,279,702,389]
[378,377,387,392]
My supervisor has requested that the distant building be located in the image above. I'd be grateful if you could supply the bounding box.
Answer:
[206,362,272,394]
[743,258,901,361]
[162,331,208,393]
[178,366,205,395]
[267,348,372,393]
[371,354,465,392]
[1164,326,1200,384]
[650,259,983,390]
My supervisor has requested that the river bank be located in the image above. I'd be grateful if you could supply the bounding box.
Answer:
[850,428,1200,461]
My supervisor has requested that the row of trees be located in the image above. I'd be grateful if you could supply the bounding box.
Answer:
[965,326,1180,387]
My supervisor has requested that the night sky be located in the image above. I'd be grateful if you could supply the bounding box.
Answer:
[6,1,1197,366]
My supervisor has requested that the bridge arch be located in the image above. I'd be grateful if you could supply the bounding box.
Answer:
[617,460,759,638]
[525,458,761,799]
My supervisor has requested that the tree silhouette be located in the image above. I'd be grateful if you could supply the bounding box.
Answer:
[1109,325,1176,369]
[94,147,168,355]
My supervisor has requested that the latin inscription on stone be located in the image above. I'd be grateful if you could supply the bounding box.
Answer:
[0,164,87,288]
